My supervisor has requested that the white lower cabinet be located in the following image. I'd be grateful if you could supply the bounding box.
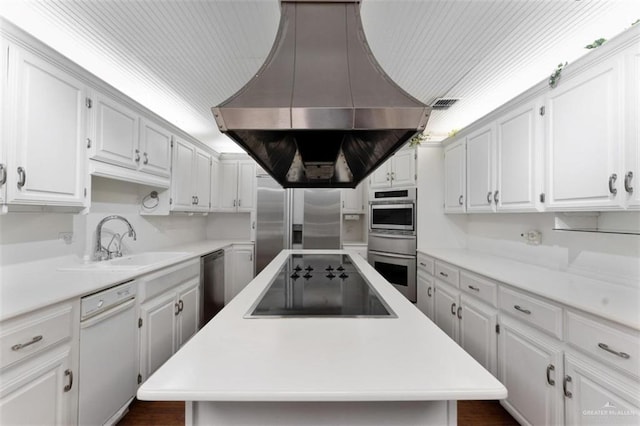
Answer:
[138,260,200,382]
[0,301,79,426]
[563,352,640,425]
[225,244,255,304]
[416,271,435,321]
[498,316,564,426]
[434,280,460,340]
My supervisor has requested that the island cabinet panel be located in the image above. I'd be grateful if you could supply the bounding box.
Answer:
[563,352,640,425]
[498,316,564,426]
[5,43,87,208]
[544,54,624,211]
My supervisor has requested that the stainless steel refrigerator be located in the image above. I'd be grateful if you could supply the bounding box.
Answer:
[256,170,341,274]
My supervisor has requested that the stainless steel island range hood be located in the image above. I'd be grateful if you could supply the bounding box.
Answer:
[212,0,430,188]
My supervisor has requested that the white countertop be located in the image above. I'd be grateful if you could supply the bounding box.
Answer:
[0,240,247,322]
[418,248,640,330]
[137,249,507,402]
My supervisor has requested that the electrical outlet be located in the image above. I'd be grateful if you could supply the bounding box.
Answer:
[520,230,542,245]
[59,232,73,244]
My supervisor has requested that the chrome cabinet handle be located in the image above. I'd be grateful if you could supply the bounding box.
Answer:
[238,199,241,207]
[64,369,73,392]
[419,262,427,267]
[17,166,26,189]
[439,271,449,278]
[624,171,634,194]
[450,303,456,315]
[143,152,149,165]
[178,300,184,313]
[546,364,555,386]
[175,302,180,316]
[609,173,617,195]
[563,375,572,398]
[514,305,531,315]
[468,285,480,292]
[233,199,236,207]
[493,190,499,203]
[386,172,390,181]
[457,306,462,319]
[135,149,140,163]
[427,287,432,297]
[391,172,395,181]
[11,335,43,351]
[195,196,199,205]
[0,163,6,186]
[487,191,492,204]
[598,343,630,359]
[458,195,463,205]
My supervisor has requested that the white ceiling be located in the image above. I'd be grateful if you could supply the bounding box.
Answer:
[2,0,639,153]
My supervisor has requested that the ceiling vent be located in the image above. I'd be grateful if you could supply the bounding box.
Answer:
[430,98,460,110]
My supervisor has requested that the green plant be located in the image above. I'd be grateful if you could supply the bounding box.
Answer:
[585,38,606,49]
[447,129,459,138]
[632,19,639,26]
[409,132,430,147]
[548,62,568,88]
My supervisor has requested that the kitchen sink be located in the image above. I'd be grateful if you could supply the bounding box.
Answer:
[58,251,192,271]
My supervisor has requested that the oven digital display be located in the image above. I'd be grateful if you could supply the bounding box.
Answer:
[371,207,413,227]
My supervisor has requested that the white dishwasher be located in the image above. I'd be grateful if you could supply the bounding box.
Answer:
[79,280,138,426]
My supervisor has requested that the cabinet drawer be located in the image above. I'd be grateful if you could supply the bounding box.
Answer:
[499,286,563,339]
[1,304,73,369]
[566,310,640,378]
[460,271,498,307]
[435,261,459,287]
[140,258,200,302]
[417,253,435,275]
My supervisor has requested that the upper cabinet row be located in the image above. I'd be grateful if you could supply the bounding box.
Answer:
[370,147,417,189]
[444,25,639,213]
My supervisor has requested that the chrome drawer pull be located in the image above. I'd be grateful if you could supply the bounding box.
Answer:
[563,375,572,398]
[11,335,43,351]
[468,285,480,292]
[17,167,26,189]
[427,287,432,297]
[514,305,531,315]
[457,306,462,319]
[625,171,633,194]
[0,163,6,186]
[439,272,449,278]
[546,364,555,386]
[458,195,463,205]
[419,262,427,267]
[598,343,630,359]
[450,303,456,315]
[487,191,492,204]
[64,369,73,392]
[608,173,617,195]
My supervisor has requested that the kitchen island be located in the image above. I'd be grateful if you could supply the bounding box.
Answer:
[137,250,507,425]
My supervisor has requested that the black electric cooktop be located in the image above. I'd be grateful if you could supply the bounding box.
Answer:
[246,254,395,318]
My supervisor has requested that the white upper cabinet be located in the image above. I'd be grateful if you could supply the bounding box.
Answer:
[369,147,416,189]
[5,43,87,208]
[89,92,139,170]
[170,138,210,212]
[443,138,466,213]
[209,156,220,210]
[466,124,495,213]
[544,54,624,210]
[0,39,8,206]
[341,182,366,214]
[218,159,256,212]
[624,39,640,209]
[495,100,542,212]
[139,118,172,178]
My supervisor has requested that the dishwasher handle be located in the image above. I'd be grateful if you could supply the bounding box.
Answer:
[80,298,136,328]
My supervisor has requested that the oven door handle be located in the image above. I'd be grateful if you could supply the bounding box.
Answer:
[368,233,416,240]
[368,250,416,260]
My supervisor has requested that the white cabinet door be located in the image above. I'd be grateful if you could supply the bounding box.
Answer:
[391,148,416,187]
[237,160,256,212]
[177,280,199,348]
[545,55,624,210]
[219,161,239,211]
[416,272,435,321]
[0,348,75,426]
[139,291,177,381]
[226,245,255,303]
[194,148,211,212]
[342,183,365,213]
[625,41,640,209]
[564,352,640,425]
[90,92,139,170]
[444,139,466,213]
[370,161,391,189]
[139,118,171,177]
[466,125,495,212]
[210,156,220,211]
[434,280,459,341]
[6,46,86,207]
[496,100,542,212]
[499,317,564,426]
[170,138,196,211]
[0,40,7,205]
[459,294,497,377]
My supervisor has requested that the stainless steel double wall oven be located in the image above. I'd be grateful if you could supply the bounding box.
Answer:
[368,188,417,302]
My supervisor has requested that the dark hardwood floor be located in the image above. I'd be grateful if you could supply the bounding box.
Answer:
[118,399,519,425]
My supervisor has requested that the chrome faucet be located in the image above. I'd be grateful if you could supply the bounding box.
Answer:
[94,215,137,261]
